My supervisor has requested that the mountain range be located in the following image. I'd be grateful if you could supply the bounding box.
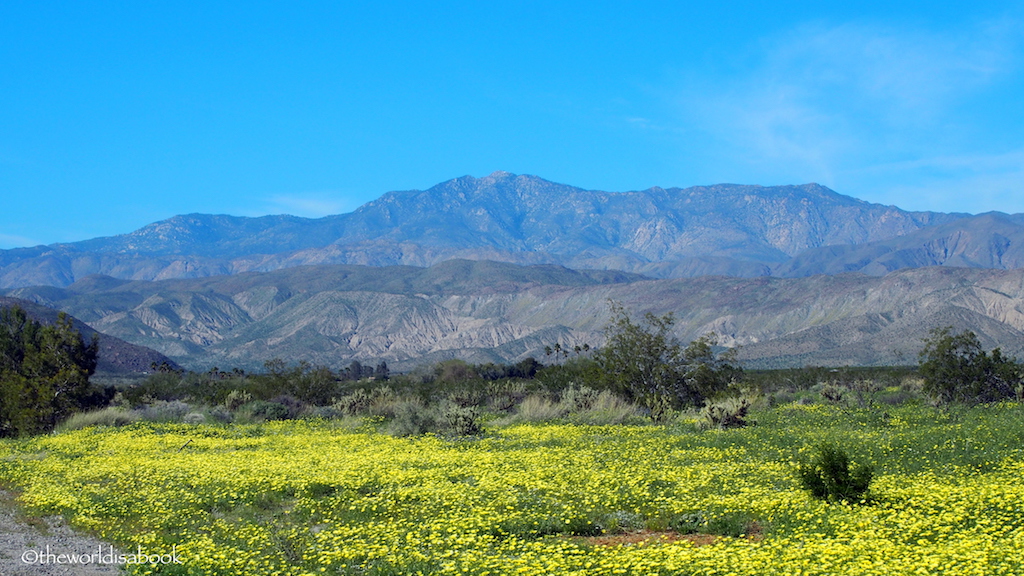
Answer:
[3,171,1024,370]
[6,261,1024,371]
[6,171,1016,289]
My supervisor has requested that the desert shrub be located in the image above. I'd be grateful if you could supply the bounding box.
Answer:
[569,391,642,426]
[535,357,603,392]
[435,360,478,384]
[333,389,373,415]
[700,397,752,429]
[139,400,193,422]
[486,381,527,412]
[819,382,845,404]
[305,405,343,419]
[597,302,740,420]
[796,443,873,503]
[443,404,483,436]
[668,511,758,537]
[270,395,305,419]
[560,386,601,411]
[57,407,139,432]
[515,394,569,422]
[595,510,645,534]
[183,412,206,425]
[846,379,883,407]
[206,406,233,423]
[387,400,440,437]
[0,307,101,437]
[224,390,254,411]
[238,400,291,422]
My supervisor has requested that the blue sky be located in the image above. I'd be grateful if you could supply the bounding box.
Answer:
[2,1,1023,248]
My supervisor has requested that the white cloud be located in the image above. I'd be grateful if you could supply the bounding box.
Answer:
[243,192,354,218]
[677,17,1022,200]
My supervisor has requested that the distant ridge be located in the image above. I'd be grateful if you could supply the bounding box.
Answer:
[7,261,1024,370]
[0,172,980,289]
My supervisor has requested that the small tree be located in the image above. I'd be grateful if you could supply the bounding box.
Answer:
[918,327,1020,404]
[597,302,738,419]
[0,306,99,437]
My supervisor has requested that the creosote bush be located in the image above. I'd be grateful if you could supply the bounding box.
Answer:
[796,443,873,503]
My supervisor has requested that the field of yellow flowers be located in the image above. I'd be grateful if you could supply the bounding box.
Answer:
[2,403,1023,575]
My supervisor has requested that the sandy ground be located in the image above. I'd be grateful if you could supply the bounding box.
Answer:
[0,491,124,576]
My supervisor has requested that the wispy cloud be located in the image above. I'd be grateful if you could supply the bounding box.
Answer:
[676,17,1023,211]
[245,192,354,218]
[0,233,42,249]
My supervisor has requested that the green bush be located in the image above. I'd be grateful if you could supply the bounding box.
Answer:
[443,404,483,436]
[238,400,291,422]
[387,400,439,437]
[796,443,873,503]
[918,327,1022,404]
[597,302,739,419]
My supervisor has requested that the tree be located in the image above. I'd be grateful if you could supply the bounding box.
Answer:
[918,327,1021,404]
[0,306,99,437]
[596,302,738,419]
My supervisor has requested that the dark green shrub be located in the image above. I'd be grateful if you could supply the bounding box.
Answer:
[918,327,1022,404]
[239,400,291,422]
[797,443,873,502]
[269,395,305,419]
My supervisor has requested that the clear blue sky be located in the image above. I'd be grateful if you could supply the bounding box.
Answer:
[2,1,1023,248]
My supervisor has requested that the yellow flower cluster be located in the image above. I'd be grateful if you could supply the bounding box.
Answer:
[1,404,1023,575]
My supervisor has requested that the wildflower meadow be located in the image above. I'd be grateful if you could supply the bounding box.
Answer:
[2,402,1023,575]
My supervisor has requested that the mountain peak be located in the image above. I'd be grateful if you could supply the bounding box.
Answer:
[0,174,975,289]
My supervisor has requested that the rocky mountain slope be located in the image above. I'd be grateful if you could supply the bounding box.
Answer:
[0,172,972,288]
[7,261,1024,370]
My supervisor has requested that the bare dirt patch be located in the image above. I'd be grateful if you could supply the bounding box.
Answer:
[0,490,124,576]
